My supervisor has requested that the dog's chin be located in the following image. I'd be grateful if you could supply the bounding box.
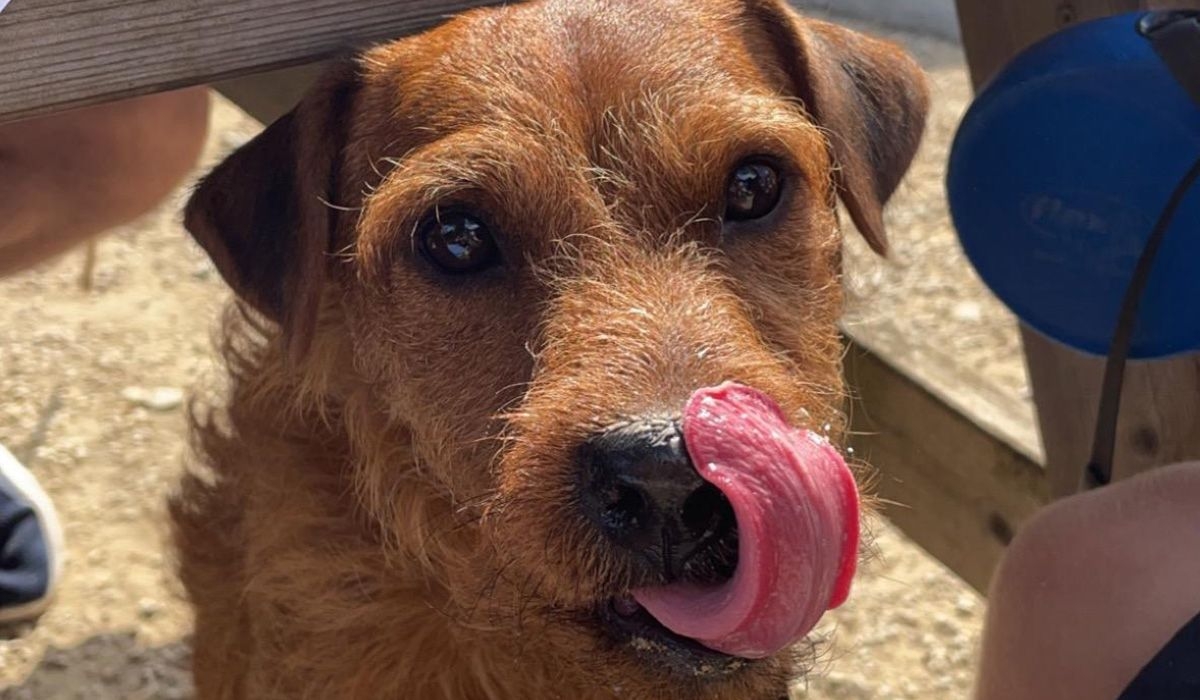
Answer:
[593,596,753,679]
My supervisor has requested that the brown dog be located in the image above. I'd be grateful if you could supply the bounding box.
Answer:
[171,0,928,697]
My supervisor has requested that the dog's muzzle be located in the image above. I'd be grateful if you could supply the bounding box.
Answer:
[573,383,860,661]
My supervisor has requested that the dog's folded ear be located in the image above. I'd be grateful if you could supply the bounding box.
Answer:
[745,1,930,255]
[185,63,360,364]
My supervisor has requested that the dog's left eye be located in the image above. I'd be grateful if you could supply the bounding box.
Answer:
[418,209,499,274]
[724,160,782,222]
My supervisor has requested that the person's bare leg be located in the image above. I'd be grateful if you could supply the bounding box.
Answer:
[976,461,1200,700]
[0,87,210,275]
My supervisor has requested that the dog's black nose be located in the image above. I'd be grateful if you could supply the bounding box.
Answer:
[578,419,736,581]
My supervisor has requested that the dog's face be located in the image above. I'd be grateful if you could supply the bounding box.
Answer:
[187,0,926,696]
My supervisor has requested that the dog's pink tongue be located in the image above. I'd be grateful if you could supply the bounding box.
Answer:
[632,382,859,659]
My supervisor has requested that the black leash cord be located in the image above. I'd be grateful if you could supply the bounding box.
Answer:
[1084,153,1200,490]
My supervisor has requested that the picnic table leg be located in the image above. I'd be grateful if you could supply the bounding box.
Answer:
[954,0,1200,498]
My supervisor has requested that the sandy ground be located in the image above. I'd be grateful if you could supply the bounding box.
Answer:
[0,17,1026,700]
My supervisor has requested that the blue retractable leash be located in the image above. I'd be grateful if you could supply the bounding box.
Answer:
[948,11,1200,490]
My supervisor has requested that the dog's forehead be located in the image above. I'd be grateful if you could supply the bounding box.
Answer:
[362,0,786,135]
[348,0,822,246]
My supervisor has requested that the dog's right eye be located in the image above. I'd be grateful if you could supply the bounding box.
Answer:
[724,159,782,222]
[417,209,499,274]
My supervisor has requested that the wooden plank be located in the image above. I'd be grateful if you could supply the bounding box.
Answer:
[954,0,1200,498]
[847,321,1043,467]
[0,0,501,124]
[843,325,1047,594]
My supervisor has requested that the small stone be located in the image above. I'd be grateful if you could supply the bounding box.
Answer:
[951,300,983,323]
[138,598,162,620]
[121,386,184,412]
[191,260,216,280]
[41,648,70,669]
[932,613,958,637]
[96,349,123,370]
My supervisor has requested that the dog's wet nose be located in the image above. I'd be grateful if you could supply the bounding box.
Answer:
[578,419,736,581]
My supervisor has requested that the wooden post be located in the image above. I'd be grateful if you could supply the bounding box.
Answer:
[0,0,502,124]
[954,0,1200,498]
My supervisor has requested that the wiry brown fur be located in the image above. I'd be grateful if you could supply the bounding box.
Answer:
[171,1,928,698]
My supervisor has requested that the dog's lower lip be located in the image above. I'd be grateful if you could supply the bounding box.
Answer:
[597,597,749,678]
[613,595,641,617]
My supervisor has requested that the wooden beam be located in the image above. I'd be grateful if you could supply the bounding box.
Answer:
[843,324,1048,594]
[954,0,1200,498]
[0,0,501,124]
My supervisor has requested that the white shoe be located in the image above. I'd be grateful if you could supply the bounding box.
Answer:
[0,443,64,624]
